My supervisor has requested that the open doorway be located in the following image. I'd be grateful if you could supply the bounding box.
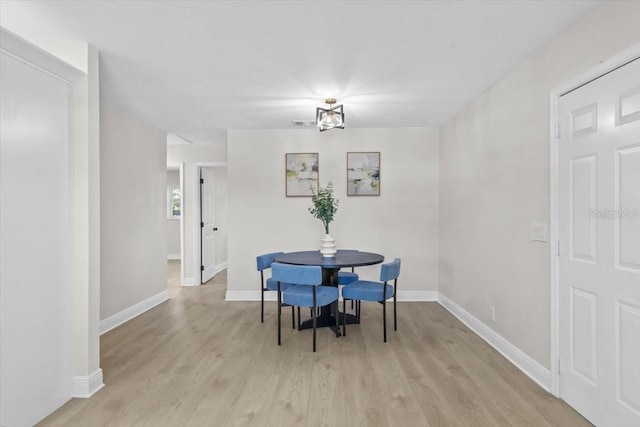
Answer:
[166,163,184,291]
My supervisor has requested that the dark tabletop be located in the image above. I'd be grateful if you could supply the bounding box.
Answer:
[274,250,384,269]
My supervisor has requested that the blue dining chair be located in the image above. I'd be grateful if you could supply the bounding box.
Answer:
[272,263,339,352]
[338,269,359,285]
[337,249,360,285]
[337,249,359,310]
[341,258,401,342]
[256,252,295,326]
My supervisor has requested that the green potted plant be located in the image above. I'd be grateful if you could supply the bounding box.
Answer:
[309,182,339,257]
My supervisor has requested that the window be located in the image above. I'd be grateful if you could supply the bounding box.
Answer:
[168,186,181,219]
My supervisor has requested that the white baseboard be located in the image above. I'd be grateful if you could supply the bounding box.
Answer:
[396,290,438,301]
[182,276,197,287]
[437,293,551,392]
[183,265,225,287]
[214,261,227,274]
[100,290,170,335]
[167,254,181,260]
[72,368,104,398]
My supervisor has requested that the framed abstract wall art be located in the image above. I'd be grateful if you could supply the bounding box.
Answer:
[285,152,319,197]
[347,152,380,196]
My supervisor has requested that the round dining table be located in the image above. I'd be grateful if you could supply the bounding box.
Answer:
[274,250,384,335]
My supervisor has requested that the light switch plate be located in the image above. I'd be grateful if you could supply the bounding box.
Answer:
[531,222,547,242]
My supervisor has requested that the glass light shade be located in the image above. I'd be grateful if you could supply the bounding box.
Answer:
[316,104,344,131]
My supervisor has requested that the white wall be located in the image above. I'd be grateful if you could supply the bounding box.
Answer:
[227,127,439,299]
[166,169,181,258]
[100,101,168,320]
[25,37,104,397]
[439,1,640,368]
[69,44,102,397]
[1,42,75,427]
[166,144,227,283]
[214,167,228,269]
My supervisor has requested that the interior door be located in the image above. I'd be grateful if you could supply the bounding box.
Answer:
[201,167,216,283]
[558,57,640,427]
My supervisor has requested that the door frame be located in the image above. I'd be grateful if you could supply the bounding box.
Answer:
[549,42,640,397]
[193,162,227,285]
[167,162,185,285]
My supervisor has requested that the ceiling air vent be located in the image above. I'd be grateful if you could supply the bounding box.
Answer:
[291,120,316,127]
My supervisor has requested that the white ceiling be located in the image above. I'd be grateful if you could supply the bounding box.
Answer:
[0,0,600,144]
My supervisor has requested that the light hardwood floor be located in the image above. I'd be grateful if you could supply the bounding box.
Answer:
[38,261,590,426]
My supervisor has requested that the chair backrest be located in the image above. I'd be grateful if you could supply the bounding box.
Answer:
[380,258,401,282]
[272,263,323,286]
[256,252,284,271]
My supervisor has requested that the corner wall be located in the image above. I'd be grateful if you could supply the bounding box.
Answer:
[100,101,168,322]
[227,127,439,300]
[439,1,640,368]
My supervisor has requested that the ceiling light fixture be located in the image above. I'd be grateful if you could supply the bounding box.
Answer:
[316,98,344,132]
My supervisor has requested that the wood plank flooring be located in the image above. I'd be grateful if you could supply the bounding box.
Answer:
[37,261,590,426]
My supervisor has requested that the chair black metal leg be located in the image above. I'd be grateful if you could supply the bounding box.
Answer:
[394,293,397,331]
[335,301,339,337]
[383,298,387,342]
[312,288,317,352]
[342,298,347,337]
[291,305,295,329]
[260,271,265,323]
[312,310,317,352]
[277,288,282,346]
[297,307,301,329]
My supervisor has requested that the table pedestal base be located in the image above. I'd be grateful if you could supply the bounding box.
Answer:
[298,310,358,337]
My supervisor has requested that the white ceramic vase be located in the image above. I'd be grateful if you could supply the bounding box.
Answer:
[320,233,337,257]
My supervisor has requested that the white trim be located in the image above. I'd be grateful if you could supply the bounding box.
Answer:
[553,42,640,96]
[0,27,84,85]
[100,290,170,335]
[215,261,227,274]
[549,90,561,396]
[549,42,640,397]
[167,254,181,260]
[72,368,104,398]
[182,277,197,287]
[396,290,438,302]
[438,293,551,392]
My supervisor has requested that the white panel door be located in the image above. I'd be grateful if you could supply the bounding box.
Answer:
[201,167,216,283]
[559,58,640,427]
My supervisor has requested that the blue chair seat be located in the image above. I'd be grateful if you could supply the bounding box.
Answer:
[265,277,296,291]
[341,281,394,302]
[338,271,359,285]
[283,285,339,308]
